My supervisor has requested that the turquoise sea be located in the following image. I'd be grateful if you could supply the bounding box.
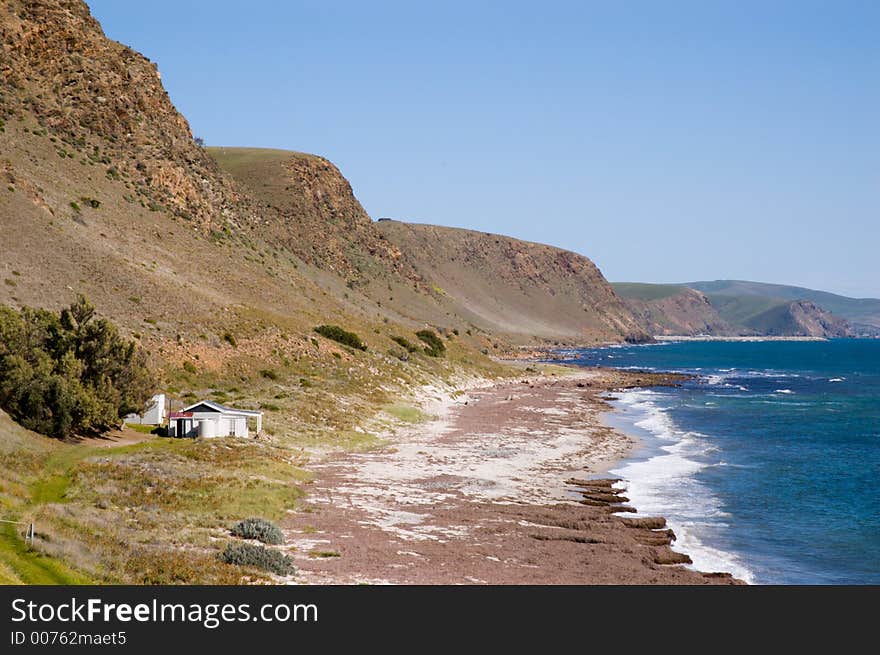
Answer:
[559,339,880,584]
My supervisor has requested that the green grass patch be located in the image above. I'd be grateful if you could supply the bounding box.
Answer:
[30,474,71,505]
[308,550,340,558]
[611,282,687,301]
[383,403,428,423]
[125,423,157,435]
[0,522,91,585]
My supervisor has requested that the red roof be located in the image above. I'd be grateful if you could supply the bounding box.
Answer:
[169,411,193,419]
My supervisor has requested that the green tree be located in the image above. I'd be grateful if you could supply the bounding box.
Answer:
[0,296,156,438]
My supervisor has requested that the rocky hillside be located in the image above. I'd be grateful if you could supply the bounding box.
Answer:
[743,300,852,337]
[1,0,645,353]
[613,284,734,336]
[211,148,647,345]
[614,282,855,337]
[0,0,657,586]
[209,148,421,287]
[0,0,258,232]
[375,221,648,344]
[687,280,880,334]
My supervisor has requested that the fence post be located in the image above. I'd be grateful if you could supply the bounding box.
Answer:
[26,522,34,548]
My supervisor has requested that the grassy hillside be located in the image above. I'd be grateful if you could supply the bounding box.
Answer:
[374,221,648,344]
[0,410,88,583]
[211,147,647,346]
[705,294,786,327]
[613,283,689,301]
[0,0,649,582]
[0,0,511,583]
[687,280,880,329]
[613,281,857,337]
[614,285,734,336]
[207,147,423,288]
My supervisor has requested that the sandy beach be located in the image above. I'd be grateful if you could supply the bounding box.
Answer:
[284,368,741,584]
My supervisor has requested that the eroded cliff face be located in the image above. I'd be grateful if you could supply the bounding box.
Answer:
[209,148,422,287]
[621,288,735,336]
[0,0,257,231]
[374,221,649,344]
[211,148,649,345]
[619,287,854,338]
[745,300,853,337]
[1,0,647,347]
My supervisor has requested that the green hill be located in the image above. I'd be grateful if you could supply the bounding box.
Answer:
[612,281,860,338]
[612,283,690,302]
[686,280,880,330]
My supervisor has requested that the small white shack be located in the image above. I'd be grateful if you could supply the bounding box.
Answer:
[124,394,167,426]
[167,400,263,439]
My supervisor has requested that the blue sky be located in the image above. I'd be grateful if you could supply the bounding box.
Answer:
[87,1,879,297]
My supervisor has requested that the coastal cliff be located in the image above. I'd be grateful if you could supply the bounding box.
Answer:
[373,220,649,344]
[614,282,856,338]
[1,0,679,585]
[614,284,734,336]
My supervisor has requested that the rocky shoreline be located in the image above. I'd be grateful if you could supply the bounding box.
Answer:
[284,368,742,584]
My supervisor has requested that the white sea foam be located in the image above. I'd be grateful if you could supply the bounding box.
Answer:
[610,390,756,584]
[829,378,845,383]
[774,389,794,394]
[746,370,802,378]
[602,341,672,349]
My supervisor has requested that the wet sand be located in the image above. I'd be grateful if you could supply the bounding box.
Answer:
[284,368,741,584]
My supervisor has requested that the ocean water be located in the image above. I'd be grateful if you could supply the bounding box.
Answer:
[559,339,880,584]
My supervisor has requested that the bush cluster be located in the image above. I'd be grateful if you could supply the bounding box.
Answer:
[314,325,367,351]
[220,543,295,576]
[390,335,418,353]
[0,295,156,438]
[231,518,284,545]
[416,330,446,357]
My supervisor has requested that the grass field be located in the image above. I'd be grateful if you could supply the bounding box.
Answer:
[612,282,688,301]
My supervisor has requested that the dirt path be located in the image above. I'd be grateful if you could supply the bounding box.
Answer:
[67,426,156,449]
[284,369,740,584]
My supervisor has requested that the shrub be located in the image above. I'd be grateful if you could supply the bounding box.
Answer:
[314,325,367,351]
[389,348,408,362]
[309,550,341,558]
[222,331,237,347]
[259,369,278,380]
[0,295,156,438]
[182,361,197,374]
[69,201,81,213]
[416,329,446,357]
[231,518,284,545]
[126,548,247,585]
[220,543,294,576]
[391,336,418,353]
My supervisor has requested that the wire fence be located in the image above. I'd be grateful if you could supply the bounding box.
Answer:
[0,518,35,547]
